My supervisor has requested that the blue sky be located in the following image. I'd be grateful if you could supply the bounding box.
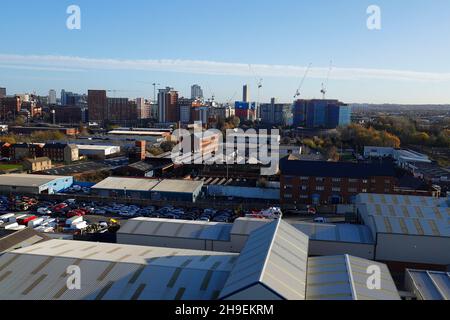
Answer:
[1,0,450,104]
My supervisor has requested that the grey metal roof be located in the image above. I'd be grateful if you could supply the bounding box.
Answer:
[357,203,449,220]
[367,215,449,237]
[0,239,237,300]
[91,177,160,192]
[406,269,450,300]
[151,179,204,194]
[306,255,400,300]
[220,219,309,300]
[293,222,374,244]
[355,193,449,208]
[0,174,71,187]
[0,228,51,253]
[229,218,270,236]
[118,218,232,241]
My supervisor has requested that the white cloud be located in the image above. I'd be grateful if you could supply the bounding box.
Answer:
[1,53,450,82]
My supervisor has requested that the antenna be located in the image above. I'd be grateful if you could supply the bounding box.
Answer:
[294,63,312,99]
[321,60,333,100]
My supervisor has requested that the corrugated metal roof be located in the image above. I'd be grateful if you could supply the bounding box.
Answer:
[220,220,309,300]
[151,179,204,194]
[356,193,449,208]
[118,218,232,241]
[229,218,270,236]
[406,269,450,300]
[92,177,160,192]
[357,203,449,220]
[0,174,71,187]
[293,222,374,244]
[368,215,450,237]
[0,239,236,300]
[306,255,400,300]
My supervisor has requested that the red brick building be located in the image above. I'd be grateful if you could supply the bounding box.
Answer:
[280,157,397,206]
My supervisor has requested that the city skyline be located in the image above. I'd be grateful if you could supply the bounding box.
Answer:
[1,0,450,104]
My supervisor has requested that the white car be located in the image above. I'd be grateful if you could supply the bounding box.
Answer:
[37,207,52,215]
[314,217,328,224]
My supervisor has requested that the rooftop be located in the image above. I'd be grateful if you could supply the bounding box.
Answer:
[0,174,71,187]
[292,222,375,244]
[151,179,204,194]
[92,177,160,192]
[306,255,400,300]
[406,269,450,300]
[118,218,232,241]
[355,193,449,208]
[0,239,237,300]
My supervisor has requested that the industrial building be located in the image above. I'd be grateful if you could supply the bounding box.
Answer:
[77,145,121,159]
[150,179,204,202]
[355,193,450,267]
[0,174,73,194]
[91,177,204,202]
[405,269,450,300]
[0,219,401,300]
[293,222,375,260]
[117,217,377,260]
[117,218,235,251]
[91,177,160,199]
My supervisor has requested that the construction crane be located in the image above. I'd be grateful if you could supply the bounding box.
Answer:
[249,64,263,120]
[294,63,312,99]
[320,61,333,100]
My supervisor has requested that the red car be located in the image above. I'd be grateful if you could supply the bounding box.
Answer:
[53,203,68,212]
[67,209,86,218]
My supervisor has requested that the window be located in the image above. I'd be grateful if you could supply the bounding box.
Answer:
[348,188,358,193]
[300,186,308,191]
[363,180,368,184]
[332,178,341,183]
[316,186,325,191]
[316,177,325,183]
[284,194,293,199]
[362,189,368,193]
[300,176,309,181]
[349,179,358,183]
[332,187,341,192]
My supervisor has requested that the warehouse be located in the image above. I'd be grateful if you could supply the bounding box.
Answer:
[91,177,159,199]
[150,179,204,202]
[117,218,235,251]
[0,174,73,194]
[356,193,450,267]
[0,220,401,300]
[77,145,121,159]
[220,219,400,300]
[405,269,450,300]
[0,239,237,300]
[293,222,375,259]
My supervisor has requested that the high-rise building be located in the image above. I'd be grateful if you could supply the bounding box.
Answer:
[88,90,107,123]
[260,98,293,126]
[191,84,203,100]
[135,98,150,120]
[243,84,249,102]
[48,89,57,105]
[0,96,21,121]
[0,88,6,98]
[157,87,179,123]
[61,90,84,106]
[293,99,351,129]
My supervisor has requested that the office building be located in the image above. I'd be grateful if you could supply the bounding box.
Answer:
[260,98,293,126]
[88,90,107,123]
[0,96,21,121]
[158,87,179,123]
[48,89,57,105]
[0,87,6,98]
[243,84,249,102]
[293,99,351,129]
[136,98,150,119]
[191,84,203,100]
